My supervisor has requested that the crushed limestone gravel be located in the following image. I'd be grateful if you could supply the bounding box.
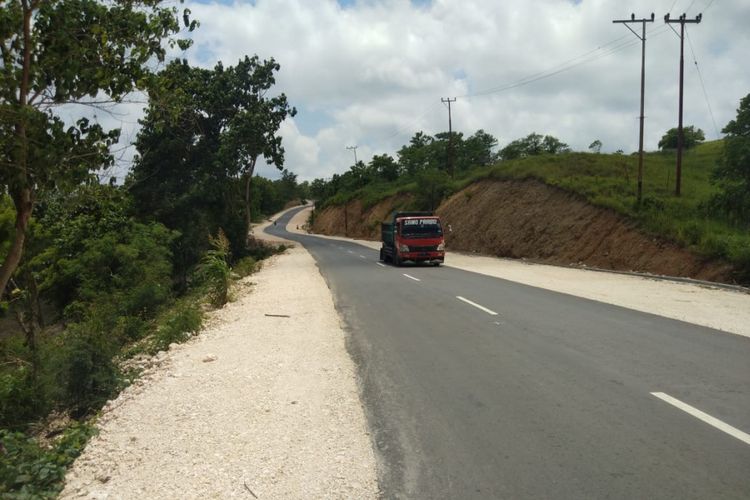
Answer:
[60,239,378,499]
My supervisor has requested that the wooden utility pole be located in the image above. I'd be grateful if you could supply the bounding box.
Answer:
[346,145,358,166]
[345,145,358,236]
[441,97,456,177]
[613,13,654,205]
[664,12,702,197]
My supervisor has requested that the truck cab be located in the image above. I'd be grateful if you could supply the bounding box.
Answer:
[380,211,445,266]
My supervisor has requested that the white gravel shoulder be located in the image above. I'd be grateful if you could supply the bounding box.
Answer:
[61,219,378,499]
[291,206,750,339]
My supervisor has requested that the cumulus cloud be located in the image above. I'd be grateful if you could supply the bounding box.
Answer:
[142,0,750,180]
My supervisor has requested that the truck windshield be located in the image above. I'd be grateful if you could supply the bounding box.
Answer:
[400,218,443,237]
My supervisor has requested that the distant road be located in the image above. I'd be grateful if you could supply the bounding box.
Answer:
[266,207,750,499]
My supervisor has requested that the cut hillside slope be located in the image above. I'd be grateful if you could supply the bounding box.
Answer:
[312,193,414,240]
[311,178,734,284]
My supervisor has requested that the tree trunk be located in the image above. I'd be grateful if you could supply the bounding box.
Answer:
[1,3,34,298]
[0,188,33,299]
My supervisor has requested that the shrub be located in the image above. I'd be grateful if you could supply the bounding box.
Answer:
[196,230,232,307]
[148,301,203,354]
[232,256,258,279]
[60,327,120,417]
[0,423,95,498]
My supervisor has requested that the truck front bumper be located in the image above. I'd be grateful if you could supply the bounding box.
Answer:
[401,251,444,263]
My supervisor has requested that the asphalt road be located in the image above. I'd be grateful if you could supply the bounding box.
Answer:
[265,207,750,499]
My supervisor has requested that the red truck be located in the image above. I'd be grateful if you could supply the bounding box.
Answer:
[379,211,445,266]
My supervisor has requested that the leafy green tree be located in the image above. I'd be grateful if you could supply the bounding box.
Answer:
[218,56,296,234]
[250,176,282,217]
[277,169,299,204]
[461,129,499,170]
[709,94,750,225]
[310,178,330,201]
[398,131,434,175]
[0,0,194,298]
[589,140,603,153]
[658,125,705,150]
[30,185,175,323]
[499,133,570,160]
[370,154,400,181]
[414,169,451,212]
[128,57,293,277]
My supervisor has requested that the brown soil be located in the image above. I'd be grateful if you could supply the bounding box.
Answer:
[311,193,414,240]
[310,178,735,283]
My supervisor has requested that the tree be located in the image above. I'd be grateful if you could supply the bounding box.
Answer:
[370,154,400,182]
[709,93,750,224]
[277,169,299,203]
[218,56,296,236]
[658,125,705,150]
[0,0,193,298]
[310,178,329,201]
[499,133,570,160]
[128,57,294,276]
[414,168,451,212]
[589,140,603,154]
[398,131,434,175]
[461,129,498,169]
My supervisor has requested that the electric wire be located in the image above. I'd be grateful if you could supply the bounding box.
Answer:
[458,25,669,100]
[685,26,720,138]
[376,24,672,146]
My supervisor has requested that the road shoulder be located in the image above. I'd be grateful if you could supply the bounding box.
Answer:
[61,238,378,498]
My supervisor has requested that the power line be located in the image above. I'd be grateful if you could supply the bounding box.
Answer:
[685,26,720,139]
[458,25,670,100]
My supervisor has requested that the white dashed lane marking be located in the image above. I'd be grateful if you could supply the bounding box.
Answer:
[456,296,498,316]
[651,392,750,446]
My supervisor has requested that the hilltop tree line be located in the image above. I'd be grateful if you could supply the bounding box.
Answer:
[310,130,571,208]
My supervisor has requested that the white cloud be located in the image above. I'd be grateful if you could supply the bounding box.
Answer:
[149,0,749,180]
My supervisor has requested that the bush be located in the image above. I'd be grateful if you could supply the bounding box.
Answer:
[232,256,258,279]
[0,336,58,430]
[0,423,95,498]
[148,301,203,354]
[195,230,232,307]
[60,327,120,417]
[0,367,47,431]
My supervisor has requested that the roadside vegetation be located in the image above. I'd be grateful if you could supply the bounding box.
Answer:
[311,94,750,283]
[0,1,308,497]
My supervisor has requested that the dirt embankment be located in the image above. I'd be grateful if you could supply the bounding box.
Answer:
[311,178,734,283]
[311,193,414,240]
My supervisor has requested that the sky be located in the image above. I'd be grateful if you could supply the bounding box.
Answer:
[100,0,749,182]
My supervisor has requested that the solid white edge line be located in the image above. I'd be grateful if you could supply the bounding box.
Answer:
[403,274,421,282]
[456,296,498,316]
[651,392,750,446]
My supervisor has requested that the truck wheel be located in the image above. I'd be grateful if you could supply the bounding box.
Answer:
[394,254,402,267]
